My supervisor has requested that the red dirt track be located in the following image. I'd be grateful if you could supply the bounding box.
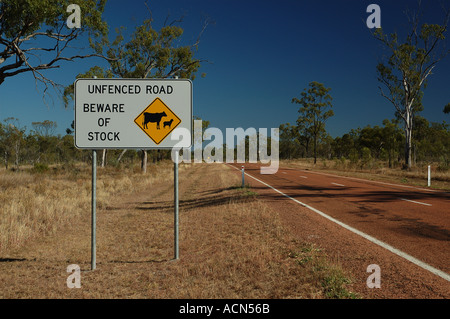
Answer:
[229,163,450,298]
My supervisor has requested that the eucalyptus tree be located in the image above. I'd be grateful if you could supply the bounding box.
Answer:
[292,81,334,164]
[373,5,449,169]
[0,117,25,169]
[279,123,300,159]
[0,0,108,93]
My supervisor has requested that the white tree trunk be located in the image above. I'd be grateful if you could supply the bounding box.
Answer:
[141,150,147,174]
[101,149,107,167]
[116,149,127,164]
[404,110,413,169]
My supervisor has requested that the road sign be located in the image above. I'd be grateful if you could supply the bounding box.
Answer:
[74,78,192,149]
[134,97,182,145]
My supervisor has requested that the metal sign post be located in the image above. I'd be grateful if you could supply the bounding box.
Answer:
[241,165,245,188]
[91,150,97,270]
[174,150,179,260]
[74,78,192,268]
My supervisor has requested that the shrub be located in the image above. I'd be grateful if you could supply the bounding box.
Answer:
[33,163,49,173]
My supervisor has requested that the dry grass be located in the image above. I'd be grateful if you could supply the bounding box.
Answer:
[0,170,89,252]
[281,158,450,191]
[0,162,356,299]
[0,162,174,253]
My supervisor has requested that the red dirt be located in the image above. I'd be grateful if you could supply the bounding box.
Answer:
[229,163,450,299]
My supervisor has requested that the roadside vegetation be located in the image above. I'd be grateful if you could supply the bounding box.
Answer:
[280,158,450,191]
[0,162,358,299]
[0,161,170,253]
[282,5,449,176]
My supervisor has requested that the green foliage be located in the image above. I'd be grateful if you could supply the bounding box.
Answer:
[288,244,358,299]
[321,272,358,299]
[444,103,450,114]
[279,123,302,159]
[90,16,203,80]
[360,147,372,169]
[64,12,205,111]
[292,81,334,164]
[0,0,108,86]
[0,118,26,169]
[32,120,57,137]
[373,7,449,168]
[3,0,106,45]
[33,163,49,173]
[278,114,449,170]
[0,117,151,169]
[63,65,113,107]
[0,0,107,37]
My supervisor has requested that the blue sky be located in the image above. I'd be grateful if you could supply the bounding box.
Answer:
[0,0,449,138]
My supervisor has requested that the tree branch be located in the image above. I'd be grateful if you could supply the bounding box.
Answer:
[378,86,405,121]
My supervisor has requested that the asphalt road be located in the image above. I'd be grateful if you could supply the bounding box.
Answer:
[230,163,450,282]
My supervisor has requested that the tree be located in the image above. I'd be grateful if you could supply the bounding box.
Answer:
[31,120,59,163]
[32,120,57,137]
[292,81,334,164]
[295,117,312,158]
[373,4,450,169]
[1,117,25,169]
[0,0,109,94]
[359,125,384,160]
[0,122,6,168]
[279,123,300,159]
[382,118,403,168]
[66,120,75,135]
[444,103,450,114]
[64,10,209,172]
[333,133,355,159]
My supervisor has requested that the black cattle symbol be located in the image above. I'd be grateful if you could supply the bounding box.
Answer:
[163,119,174,129]
[143,111,167,129]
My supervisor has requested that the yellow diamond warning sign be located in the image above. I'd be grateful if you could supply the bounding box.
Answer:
[134,97,181,145]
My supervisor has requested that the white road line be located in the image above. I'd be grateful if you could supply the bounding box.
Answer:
[228,164,450,282]
[297,168,444,193]
[299,176,308,179]
[400,198,432,206]
[331,182,345,187]
[282,172,287,174]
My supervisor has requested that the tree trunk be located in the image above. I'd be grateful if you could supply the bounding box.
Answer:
[14,140,20,169]
[101,149,107,167]
[305,139,309,158]
[388,142,392,168]
[405,123,412,170]
[141,150,147,174]
[116,149,127,164]
[313,134,317,164]
[4,151,8,170]
[403,95,414,170]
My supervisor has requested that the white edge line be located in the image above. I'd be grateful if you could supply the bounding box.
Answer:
[228,164,450,282]
[331,182,345,187]
[400,198,432,206]
[298,168,444,193]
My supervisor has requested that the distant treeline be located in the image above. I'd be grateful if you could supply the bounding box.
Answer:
[2,116,449,172]
[0,118,173,170]
[279,116,450,171]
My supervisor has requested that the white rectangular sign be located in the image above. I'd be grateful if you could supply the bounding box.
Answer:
[74,78,192,149]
